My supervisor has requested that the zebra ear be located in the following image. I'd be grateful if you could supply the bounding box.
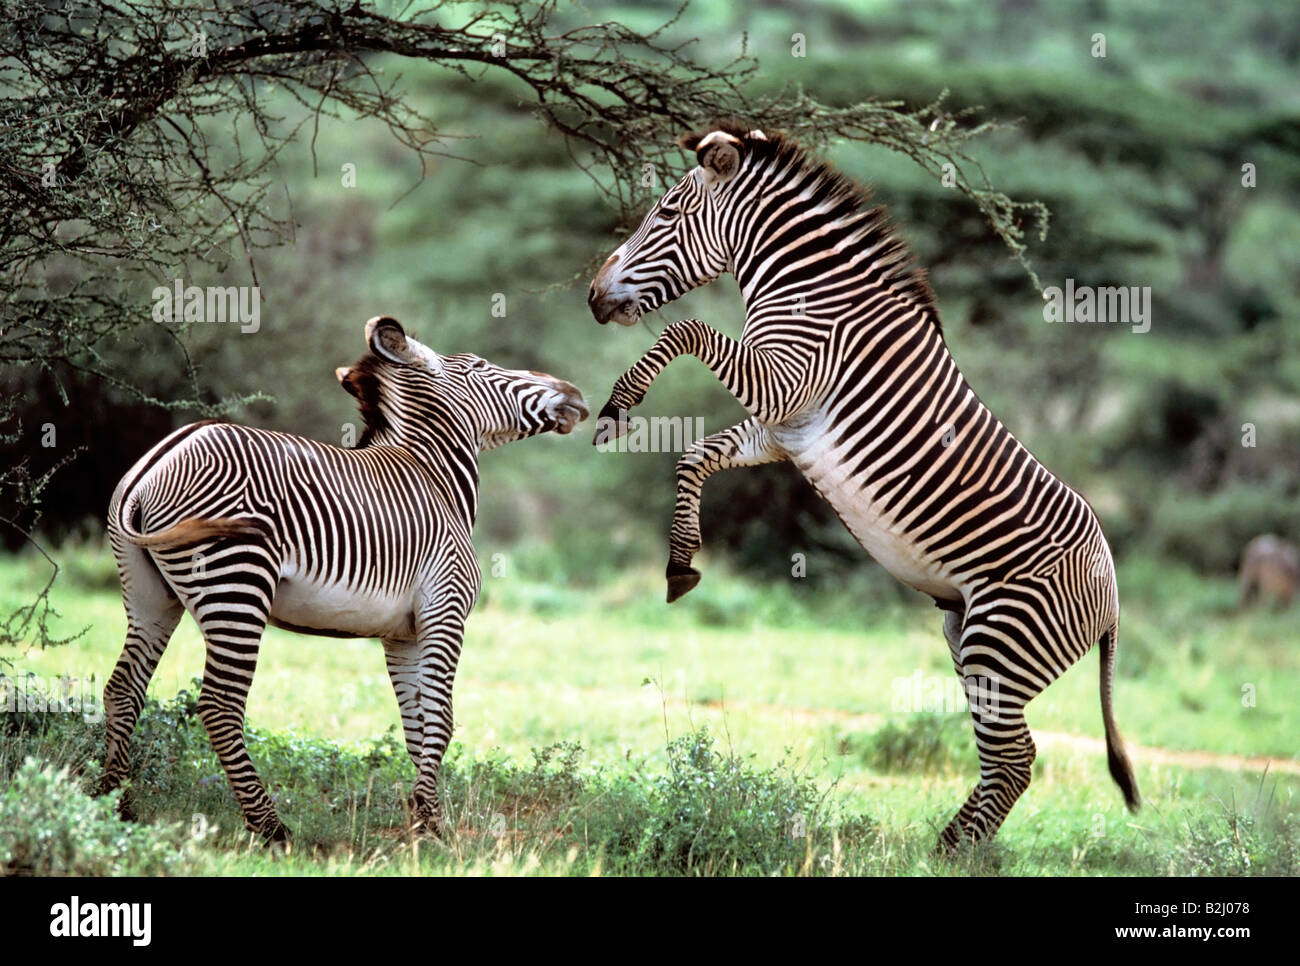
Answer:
[692,131,744,186]
[367,316,411,365]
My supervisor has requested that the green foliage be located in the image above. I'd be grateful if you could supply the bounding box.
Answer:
[844,713,975,775]
[419,728,875,875]
[600,730,858,874]
[1146,474,1300,572]
[0,681,873,875]
[0,758,198,876]
[1170,798,1300,876]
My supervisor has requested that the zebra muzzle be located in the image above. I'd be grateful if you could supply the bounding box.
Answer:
[549,391,589,435]
[589,291,641,327]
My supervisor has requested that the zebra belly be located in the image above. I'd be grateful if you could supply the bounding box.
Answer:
[776,420,963,604]
[269,575,416,640]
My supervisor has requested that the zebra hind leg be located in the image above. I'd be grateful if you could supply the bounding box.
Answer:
[99,536,185,819]
[195,624,288,841]
[938,706,1036,853]
[940,604,964,681]
[173,548,289,842]
[938,606,1049,853]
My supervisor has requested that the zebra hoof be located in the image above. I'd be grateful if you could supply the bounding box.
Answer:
[933,822,972,858]
[666,563,701,603]
[408,794,444,839]
[933,835,959,858]
[417,818,444,840]
[592,401,630,445]
[96,778,136,821]
[408,813,444,841]
[262,822,292,846]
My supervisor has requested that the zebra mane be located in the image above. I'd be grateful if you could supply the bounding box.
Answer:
[690,121,941,329]
[338,354,391,447]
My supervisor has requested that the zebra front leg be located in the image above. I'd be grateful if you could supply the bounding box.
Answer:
[406,594,470,838]
[382,636,424,770]
[594,318,813,444]
[384,635,444,837]
[99,537,185,819]
[667,419,786,602]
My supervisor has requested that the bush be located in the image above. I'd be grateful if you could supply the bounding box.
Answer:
[0,757,199,875]
[1146,474,1300,574]
[0,677,105,784]
[846,713,974,775]
[1171,807,1300,877]
[446,729,872,875]
[594,730,867,875]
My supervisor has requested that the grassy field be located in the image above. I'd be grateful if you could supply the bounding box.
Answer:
[1,541,1297,876]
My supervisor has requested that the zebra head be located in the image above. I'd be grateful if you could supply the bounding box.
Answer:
[336,317,588,451]
[588,126,762,325]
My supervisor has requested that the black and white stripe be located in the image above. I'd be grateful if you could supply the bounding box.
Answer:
[589,124,1139,849]
[100,316,587,840]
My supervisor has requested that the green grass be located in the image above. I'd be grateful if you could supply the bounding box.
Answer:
[1,541,1298,875]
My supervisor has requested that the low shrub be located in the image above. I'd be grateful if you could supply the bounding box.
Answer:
[0,757,199,875]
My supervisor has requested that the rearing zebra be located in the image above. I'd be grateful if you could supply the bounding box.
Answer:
[101,316,587,840]
[587,124,1139,849]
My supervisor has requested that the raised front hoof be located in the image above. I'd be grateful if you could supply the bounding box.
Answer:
[665,563,701,603]
[592,401,631,445]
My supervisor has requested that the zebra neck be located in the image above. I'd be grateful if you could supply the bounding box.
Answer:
[366,427,481,527]
[730,179,939,337]
[737,257,936,336]
[421,435,481,528]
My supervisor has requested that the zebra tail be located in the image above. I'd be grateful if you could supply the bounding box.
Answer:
[125,516,268,550]
[1099,621,1141,812]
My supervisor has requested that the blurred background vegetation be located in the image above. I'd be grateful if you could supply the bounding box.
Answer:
[4,0,1299,604]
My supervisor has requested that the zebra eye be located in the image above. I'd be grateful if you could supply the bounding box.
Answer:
[471,358,487,370]
[658,206,679,221]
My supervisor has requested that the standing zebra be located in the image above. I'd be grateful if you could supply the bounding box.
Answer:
[587,124,1139,849]
[101,316,587,841]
